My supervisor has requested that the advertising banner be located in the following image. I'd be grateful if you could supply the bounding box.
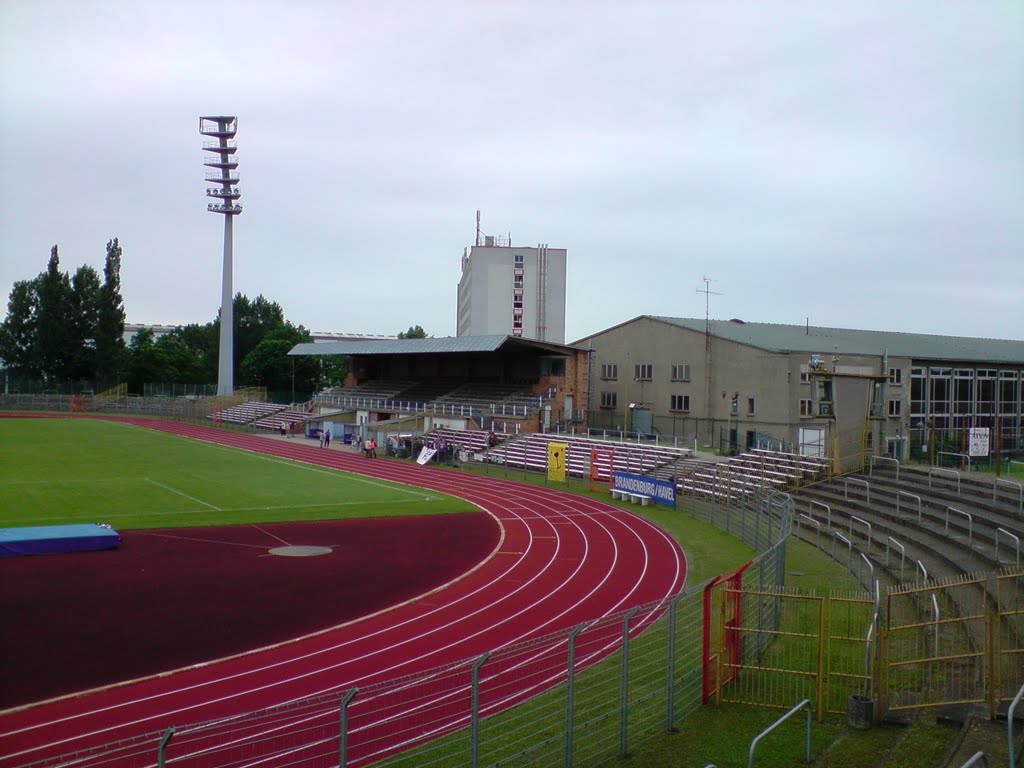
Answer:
[612,471,676,507]
[547,442,567,482]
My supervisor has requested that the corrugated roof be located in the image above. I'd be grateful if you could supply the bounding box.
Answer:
[647,317,1024,363]
[289,335,579,357]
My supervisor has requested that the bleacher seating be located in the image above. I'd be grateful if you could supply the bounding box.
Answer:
[254,408,314,433]
[208,401,287,426]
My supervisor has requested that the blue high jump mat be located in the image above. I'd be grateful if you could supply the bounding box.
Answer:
[0,523,121,557]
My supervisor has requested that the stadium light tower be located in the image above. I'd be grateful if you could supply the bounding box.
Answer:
[200,116,242,396]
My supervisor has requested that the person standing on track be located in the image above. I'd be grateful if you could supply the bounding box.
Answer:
[324,429,331,448]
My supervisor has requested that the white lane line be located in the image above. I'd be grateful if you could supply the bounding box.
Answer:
[0,424,682,764]
[146,478,222,511]
[250,525,290,546]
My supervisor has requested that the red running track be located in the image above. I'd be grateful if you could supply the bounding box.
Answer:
[0,417,686,767]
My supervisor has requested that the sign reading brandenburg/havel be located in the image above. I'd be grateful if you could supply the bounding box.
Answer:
[612,472,676,507]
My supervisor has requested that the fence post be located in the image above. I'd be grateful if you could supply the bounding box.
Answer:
[156,726,175,768]
[666,594,685,732]
[471,651,490,768]
[620,606,640,758]
[339,687,358,768]
[565,621,589,767]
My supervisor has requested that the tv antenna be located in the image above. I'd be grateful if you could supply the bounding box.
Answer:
[696,276,722,348]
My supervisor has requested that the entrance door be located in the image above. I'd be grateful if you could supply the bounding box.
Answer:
[633,407,652,436]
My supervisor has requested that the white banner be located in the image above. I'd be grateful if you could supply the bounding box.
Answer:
[416,446,437,465]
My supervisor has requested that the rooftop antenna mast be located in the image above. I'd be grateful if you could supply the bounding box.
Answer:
[476,209,482,247]
[696,276,721,350]
[696,276,722,445]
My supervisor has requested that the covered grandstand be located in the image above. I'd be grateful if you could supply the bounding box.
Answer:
[287,334,589,434]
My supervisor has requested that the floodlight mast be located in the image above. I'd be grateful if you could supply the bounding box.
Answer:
[200,116,242,396]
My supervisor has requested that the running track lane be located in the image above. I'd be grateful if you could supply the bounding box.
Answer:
[0,417,687,767]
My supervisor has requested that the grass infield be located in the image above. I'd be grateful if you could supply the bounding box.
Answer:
[0,418,476,530]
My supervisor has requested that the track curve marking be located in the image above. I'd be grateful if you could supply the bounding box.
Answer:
[0,417,686,767]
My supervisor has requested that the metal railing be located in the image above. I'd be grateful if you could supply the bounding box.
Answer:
[994,478,1024,516]
[945,506,974,546]
[929,466,962,495]
[844,477,870,503]
[996,528,1021,566]
[896,490,923,525]
[747,698,812,767]
[1009,680,1024,768]
[869,455,900,481]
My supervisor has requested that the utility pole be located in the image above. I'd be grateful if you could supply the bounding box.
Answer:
[696,277,722,446]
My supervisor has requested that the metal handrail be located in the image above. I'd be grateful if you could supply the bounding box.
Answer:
[869,455,900,481]
[959,752,988,768]
[850,515,872,551]
[798,514,821,549]
[747,698,812,767]
[833,531,853,571]
[945,506,973,545]
[885,536,906,582]
[897,491,923,525]
[810,500,831,528]
[844,477,870,503]
[858,552,874,588]
[929,466,961,495]
[994,477,1024,515]
[995,527,1021,566]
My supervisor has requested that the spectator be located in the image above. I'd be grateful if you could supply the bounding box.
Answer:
[324,429,331,448]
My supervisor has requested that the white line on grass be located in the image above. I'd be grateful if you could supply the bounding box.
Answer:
[145,478,222,511]
[201,442,441,501]
[17,498,447,524]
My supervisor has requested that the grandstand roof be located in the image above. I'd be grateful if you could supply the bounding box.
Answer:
[576,316,1024,364]
[288,335,580,357]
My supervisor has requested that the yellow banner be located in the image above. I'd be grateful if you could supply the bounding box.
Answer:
[547,442,567,482]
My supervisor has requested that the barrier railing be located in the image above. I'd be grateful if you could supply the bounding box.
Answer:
[1009,680,1024,767]
[945,506,974,546]
[929,466,961,495]
[849,515,872,552]
[844,477,870,503]
[996,528,1021,566]
[885,536,906,582]
[746,698,812,767]
[896,490,923,525]
[869,455,900,481]
[994,478,1023,516]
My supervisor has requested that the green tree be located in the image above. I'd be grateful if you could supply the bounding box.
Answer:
[35,245,73,385]
[398,324,427,339]
[123,327,158,394]
[96,238,126,388]
[0,278,41,381]
[153,333,206,385]
[68,265,101,382]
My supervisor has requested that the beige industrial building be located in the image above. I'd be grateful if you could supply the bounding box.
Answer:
[574,316,1024,468]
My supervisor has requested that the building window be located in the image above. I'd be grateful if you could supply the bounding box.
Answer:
[671,363,690,382]
[889,368,903,386]
[800,369,810,383]
[514,253,524,264]
[600,391,617,408]
[799,398,813,417]
[601,363,618,380]
[670,394,690,412]
[634,363,653,381]
[889,399,902,417]
[747,397,755,416]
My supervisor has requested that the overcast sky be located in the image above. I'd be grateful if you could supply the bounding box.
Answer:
[2,1,1021,343]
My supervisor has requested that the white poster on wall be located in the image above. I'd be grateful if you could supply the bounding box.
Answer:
[968,427,990,458]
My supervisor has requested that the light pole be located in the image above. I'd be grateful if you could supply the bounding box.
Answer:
[200,116,242,396]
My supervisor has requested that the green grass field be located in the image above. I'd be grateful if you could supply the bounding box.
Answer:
[0,418,475,529]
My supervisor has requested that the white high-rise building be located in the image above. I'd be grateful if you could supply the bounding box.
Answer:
[456,218,567,344]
